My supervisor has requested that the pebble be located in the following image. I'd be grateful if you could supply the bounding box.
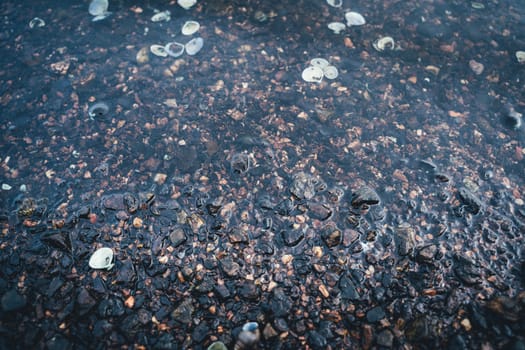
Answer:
[1,289,26,311]
[394,223,416,256]
[351,186,381,207]
[376,329,394,347]
[366,306,386,322]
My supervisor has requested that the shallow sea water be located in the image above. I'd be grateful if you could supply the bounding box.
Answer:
[0,0,524,348]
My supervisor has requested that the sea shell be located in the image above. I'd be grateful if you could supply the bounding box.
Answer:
[89,0,108,16]
[326,0,342,8]
[182,20,200,35]
[151,10,171,22]
[185,37,204,55]
[516,51,525,63]
[88,102,110,118]
[345,11,366,26]
[323,65,339,80]
[178,0,197,10]
[302,66,324,83]
[88,247,115,270]
[29,17,45,29]
[310,58,330,69]
[165,42,185,57]
[327,22,346,34]
[373,36,395,51]
[150,44,168,57]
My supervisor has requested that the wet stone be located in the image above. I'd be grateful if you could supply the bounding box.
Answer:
[171,298,194,324]
[343,229,360,246]
[169,227,187,247]
[77,287,96,315]
[308,202,332,221]
[320,224,342,247]
[281,228,304,246]
[220,256,240,277]
[228,227,248,243]
[454,254,482,285]
[1,289,26,311]
[195,277,215,293]
[270,288,292,317]
[102,193,125,210]
[308,330,327,348]
[214,284,232,300]
[458,187,483,214]
[376,329,394,347]
[192,321,209,343]
[238,281,259,300]
[366,306,386,322]
[339,275,360,300]
[290,172,317,200]
[417,244,438,263]
[394,223,416,256]
[351,186,380,207]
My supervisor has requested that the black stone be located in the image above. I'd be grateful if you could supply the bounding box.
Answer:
[351,186,380,207]
[281,228,304,246]
[1,289,26,311]
[366,306,385,322]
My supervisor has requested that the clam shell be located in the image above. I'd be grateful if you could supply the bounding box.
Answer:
[178,0,197,10]
[165,42,185,57]
[516,51,525,63]
[89,0,109,16]
[345,11,366,26]
[89,247,114,270]
[150,44,168,57]
[328,22,346,34]
[182,20,200,35]
[185,37,204,55]
[302,66,324,83]
[373,36,395,51]
[326,0,342,8]
[323,65,339,80]
[151,10,171,22]
[29,17,45,29]
[310,58,330,69]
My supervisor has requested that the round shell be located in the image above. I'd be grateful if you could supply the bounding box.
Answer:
[373,36,395,51]
[323,65,339,80]
[182,21,200,35]
[165,42,185,57]
[29,17,45,28]
[185,37,204,55]
[150,44,168,57]
[178,0,197,10]
[88,247,114,270]
[302,66,324,83]
[516,51,525,63]
[89,0,109,16]
[151,10,171,22]
[326,0,342,8]
[327,22,346,34]
[345,11,366,26]
[310,58,330,69]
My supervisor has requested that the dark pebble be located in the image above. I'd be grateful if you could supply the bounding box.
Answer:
[192,321,209,343]
[1,289,26,311]
[281,228,304,246]
[220,256,240,277]
[169,227,187,247]
[171,298,194,324]
[458,187,483,214]
[77,287,96,315]
[238,281,259,300]
[308,202,332,221]
[351,186,380,207]
[339,275,361,300]
[376,329,394,347]
[321,224,342,248]
[366,306,386,322]
[394,223,416,256]
[417,244,438,263]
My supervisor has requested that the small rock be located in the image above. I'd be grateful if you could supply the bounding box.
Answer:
[307,330,327,348]
[458,187,483,214]
[290,172,316,200]
[417,244,438,263]
[394,223,416,256]
[238,281,259,300]
[169,227,187,247]
[171,298,194,324]
[469,59,484,75]
[281,228,304,246]
[376,329,394,347]
[366,306,385,322]
[1,289,26,311]
[351,186,380,207]
[220,256,240,277]
[320,223,342,247]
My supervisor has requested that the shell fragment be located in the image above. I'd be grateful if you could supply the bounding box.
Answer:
[165,42,185,57]
[29,17,45,28]
[328,22,346,34]
[310,58,330,69]
[345,11,366,26]
[516,51,525,63]
[302,66,324,83]
[151,10,171,22]
[322,65,339,80]
[373,36,395,51]
[178,0,197,10]
[182,21,200,35]
[185,37,204,55]
[89,0,111,21]
[326,0,343,8]
[150,44,168,57]
[89,247,115,270]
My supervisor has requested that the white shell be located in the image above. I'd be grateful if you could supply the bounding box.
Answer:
[151,10,171,22]
[178,0,197,10]
[323,65,339,79]
[89,247,114,270]
[310,58,330,69]
[345,11,366,26]
[89,0,109,16]
[516,51,525,63]
[150,44,168,57]
[373,36,395,51]
[29,17,45,28]
[302,66,324,83]
[185,37,204,55]
[327,22,346,34]
[182,21,200,35]
[326,0,342,8]
[165,42,185,57]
